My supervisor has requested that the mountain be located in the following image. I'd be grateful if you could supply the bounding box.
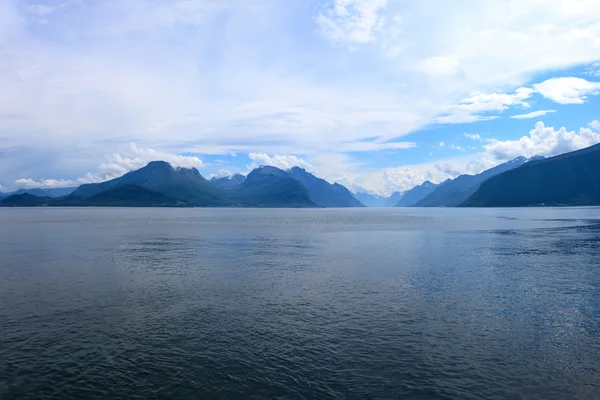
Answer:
[210,174,246,189]
[228,166,316,207]
[415,157,534,207]
[385,192,404,207]
[288,167,363,207]
[81,185,187,207]
[395,181,438,207]
[462,144,600,207]
[353,192,387,207]
[7,187,77,198]
[0,193,54,207]
[71,161,225,206]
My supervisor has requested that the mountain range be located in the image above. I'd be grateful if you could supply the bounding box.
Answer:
[1,162,363,208]
[395,181,438,207]
[463,143,600,207]
[353,192,388,207]
[0,187,76,200]
[412,156,542,207]
[3,143,600,208]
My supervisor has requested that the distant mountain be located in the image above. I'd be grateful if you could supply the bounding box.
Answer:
[288,167,363,207]
[463,144,600,207]
[1,185,188,207]
[71,161,225,206]
[8,187,77,198]
[415,157,535,207]
[228,166,316,207]
[0,193,54,207]
[210,174,246,189]
[385,192,404,207]
[353,192,387,207]
[395,181,438,207]
[0,162,368,208]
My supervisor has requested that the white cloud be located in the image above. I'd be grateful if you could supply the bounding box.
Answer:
[0,183,6,192]
[464,133,482,141]
[584,62,600,77]
[484,121,600,160]
[14,178,82,189]
[533,77,600,104]
[209,169,239,179]
[448,144,464,151]
[247,153,315,171]
[317,0,388,45]
[510,110,556,119]
[437,77,600,123]
[590,120,600,131]
[437,87,534,123]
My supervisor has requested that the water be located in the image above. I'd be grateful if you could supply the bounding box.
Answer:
[1,207,599,399]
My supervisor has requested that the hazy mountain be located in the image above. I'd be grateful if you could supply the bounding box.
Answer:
[415,157,535,207]
[395,181,438,207]
[71,161,225,206]
[463,144,600,207]
[210,174,246,189]
[385,192,404,207]
[0,193,54,207]
[353,192,387,207]
[1,162,365,208]
[288,167,363,207]
[7,187,77,198]
[228,166,316,207]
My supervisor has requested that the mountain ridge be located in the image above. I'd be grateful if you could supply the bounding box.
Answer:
[462,144,600,207]
[414,157,537,207]
[396,181,438,207]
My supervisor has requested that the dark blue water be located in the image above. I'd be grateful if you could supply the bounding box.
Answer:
[1,208,599,399]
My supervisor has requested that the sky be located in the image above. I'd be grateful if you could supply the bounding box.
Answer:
[1,0,600,195]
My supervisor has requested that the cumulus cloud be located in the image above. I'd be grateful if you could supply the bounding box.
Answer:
[510,110,556,119]
[484,121,600,160]
[533,77,600,104]
[247,153,314,171]
[590,120,600,131]
[209,169,240,179]
[14,143,206,189]
[317,0,388,44]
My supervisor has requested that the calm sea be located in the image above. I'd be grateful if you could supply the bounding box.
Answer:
[1,208,599,399]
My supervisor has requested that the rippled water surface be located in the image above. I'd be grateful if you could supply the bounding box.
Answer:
[1,207,600,399]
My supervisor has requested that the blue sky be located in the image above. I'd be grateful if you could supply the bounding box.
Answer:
[1,0,600,195]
